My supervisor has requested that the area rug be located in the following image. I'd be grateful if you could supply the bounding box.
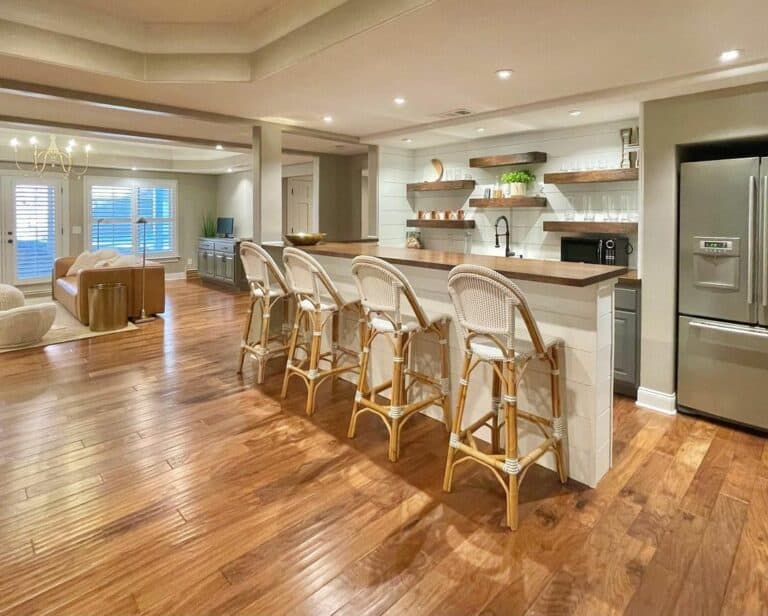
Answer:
[0,299,137,354]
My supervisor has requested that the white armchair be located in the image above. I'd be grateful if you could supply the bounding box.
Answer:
[0,284,56,349]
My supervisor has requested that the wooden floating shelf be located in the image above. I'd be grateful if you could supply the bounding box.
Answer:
[406,219,475,229]
[543,221,638,234]
[469,152,547,168]
[543,168,638,184]
[406,180,476,192]
[469,196,547,208]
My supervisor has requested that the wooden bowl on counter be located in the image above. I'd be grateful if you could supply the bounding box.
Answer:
[284,232,326,246]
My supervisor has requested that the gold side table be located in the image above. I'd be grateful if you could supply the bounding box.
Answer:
[88,283,128,332]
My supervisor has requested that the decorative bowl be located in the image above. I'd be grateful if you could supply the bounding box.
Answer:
[284,232,326,246]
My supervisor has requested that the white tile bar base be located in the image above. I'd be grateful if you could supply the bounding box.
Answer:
[315,255,618,488]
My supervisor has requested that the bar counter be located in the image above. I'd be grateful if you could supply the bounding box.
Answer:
[304,242,627,287]
[277,241,624,488]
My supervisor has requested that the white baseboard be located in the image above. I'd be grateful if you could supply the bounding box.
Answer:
[165,272,186,281]
[636,387,677,415]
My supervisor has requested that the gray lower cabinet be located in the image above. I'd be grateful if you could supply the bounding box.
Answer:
[614,285,641,396]
[197,238,247,290]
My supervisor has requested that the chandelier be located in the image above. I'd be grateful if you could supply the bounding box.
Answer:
[10,135,92,178]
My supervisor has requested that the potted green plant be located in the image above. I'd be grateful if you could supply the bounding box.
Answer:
[500,170,536,197]
[201,214,216,238]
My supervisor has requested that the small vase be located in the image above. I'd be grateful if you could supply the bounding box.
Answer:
[510,183,527,196]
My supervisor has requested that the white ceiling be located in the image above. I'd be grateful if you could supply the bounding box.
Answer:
[66,0,280,24]
[0,123,312,174]
[1,0,768,147]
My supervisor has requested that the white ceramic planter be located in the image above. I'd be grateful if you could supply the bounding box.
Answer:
[510,182,527,196]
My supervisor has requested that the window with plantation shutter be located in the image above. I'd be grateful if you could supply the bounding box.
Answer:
[14,182,58,282]
[86,177,178,259]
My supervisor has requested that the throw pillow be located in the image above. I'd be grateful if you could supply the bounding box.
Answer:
[66,249,120,276]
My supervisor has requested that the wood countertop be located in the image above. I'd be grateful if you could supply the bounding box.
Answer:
[617,269,641,287]
[303,242,627,287]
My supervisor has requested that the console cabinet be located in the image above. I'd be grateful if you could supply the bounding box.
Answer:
[197,238,247,290]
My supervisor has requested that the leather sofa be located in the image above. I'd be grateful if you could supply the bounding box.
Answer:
[53,257,165,325]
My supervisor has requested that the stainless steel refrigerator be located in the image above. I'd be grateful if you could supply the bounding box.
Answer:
[678,157,768,430]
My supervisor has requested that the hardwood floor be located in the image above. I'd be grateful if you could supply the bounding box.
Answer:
[1,280,767,615]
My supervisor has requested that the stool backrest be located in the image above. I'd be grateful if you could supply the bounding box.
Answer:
[448,264,546,355]
[283,247,345,308]
[239,242,289,295]
[351,256,429,329]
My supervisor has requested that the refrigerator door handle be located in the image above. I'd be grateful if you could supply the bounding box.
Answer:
[762,176,768,307]
[690,320,768,340]
[748,176,756,304]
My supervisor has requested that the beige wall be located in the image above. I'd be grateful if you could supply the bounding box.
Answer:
[70,168,217,274]
[1,163,217,276]
[318,153,367,241]
[216,170,253,239]
[641,83,768,397]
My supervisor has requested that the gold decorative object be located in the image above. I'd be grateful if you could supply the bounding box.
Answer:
[10,134,91,177]
[284,232,326,246]
[431,158,444,182]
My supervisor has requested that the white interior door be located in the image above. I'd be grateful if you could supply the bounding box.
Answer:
[286,176,312,234]
[3,177,63,285]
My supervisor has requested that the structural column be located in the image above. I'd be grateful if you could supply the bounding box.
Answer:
[252,124,283,243]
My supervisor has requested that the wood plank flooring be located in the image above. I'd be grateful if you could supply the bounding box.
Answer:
[1,280,767,615]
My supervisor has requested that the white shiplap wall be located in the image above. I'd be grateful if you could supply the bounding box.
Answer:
[377,120,639,267]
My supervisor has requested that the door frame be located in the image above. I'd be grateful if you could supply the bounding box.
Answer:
[1,171,69,286]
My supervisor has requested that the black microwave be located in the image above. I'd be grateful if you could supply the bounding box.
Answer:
[561,236,631,266]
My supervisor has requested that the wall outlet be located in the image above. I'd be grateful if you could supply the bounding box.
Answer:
[187,258,193,266]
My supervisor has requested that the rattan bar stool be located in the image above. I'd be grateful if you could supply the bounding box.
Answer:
[443,265,567,529]
[237,241,292,384]
[349,256,451,462]
[281,247,364,416]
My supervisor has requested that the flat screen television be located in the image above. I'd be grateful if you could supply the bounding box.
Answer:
[216,217,234,238]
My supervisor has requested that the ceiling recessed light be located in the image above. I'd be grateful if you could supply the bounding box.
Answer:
[9,138,19,147]
[495,69,513,80]
[719,49,741,63]
[401,138,413,143]
[323,115,333,124]
[227,167,233,173]
[131,166,137,171]
[215,144,223,150]
[393,96,406,105]
[569,110,582,117]
[476,128,485,133]
[29,136,38,145]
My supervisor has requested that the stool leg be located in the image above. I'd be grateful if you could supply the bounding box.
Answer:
[348,326,371,439]
[388,331,406,462]
[305,309,323,416]
[331,311,340,387]
[550,347,568,484]
[491,363,501,454]
[281,296,290,346]
[281,305,302,399]
[256,298,271,384]
[238,295,256,374]
[439,322,451,431]
[443,350,472,492]
[504,359,520,530]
